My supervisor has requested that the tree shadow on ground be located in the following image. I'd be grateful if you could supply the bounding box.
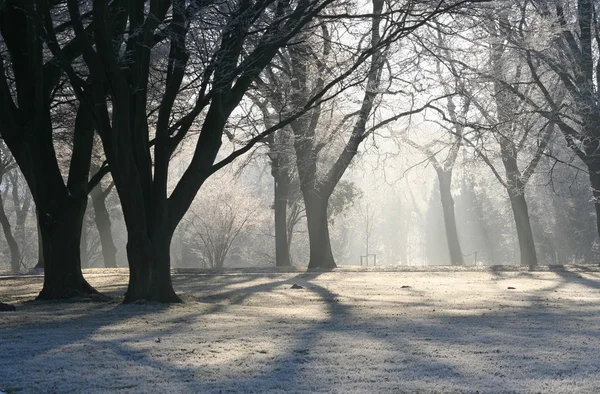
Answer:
[1,268,600,393]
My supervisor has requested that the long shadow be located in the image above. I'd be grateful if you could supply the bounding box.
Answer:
[163,273,467,393]
[3,268,600,393]
[0,270,361,393]
[489,265,600,294]
[0,270,333,393]
[199,265,599,391]
[184,270,600,392]
[133,267,600,392]
[180,270,329,305]
[0,299,230,393]
[552,269,600,291]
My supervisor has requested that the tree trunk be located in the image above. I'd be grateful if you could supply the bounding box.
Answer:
[507,190,538,267]
[437,169,464,265]
[305,193,336,269]
[589,166,600,239]
[273,170,292,267]
[36,197,99,299]
[123,236,153,302]
[0,6,100,297]
[80,216,89,268]
[12,179,31,250]
[114,156,181,302]
[0,193,21,271]
[97,113,181,302]
[123,229,181,303]
[90,183,118,268]
[35,216,44,269]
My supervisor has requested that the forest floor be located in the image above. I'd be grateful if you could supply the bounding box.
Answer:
[1,265,600,393]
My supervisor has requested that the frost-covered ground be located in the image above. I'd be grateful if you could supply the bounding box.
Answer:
[2,265,600,393]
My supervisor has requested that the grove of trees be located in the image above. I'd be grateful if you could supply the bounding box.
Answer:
[0,0,599,302]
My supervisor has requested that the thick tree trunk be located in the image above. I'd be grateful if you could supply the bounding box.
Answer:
[305,193,336,269]
[0,6,100,297]
[0,193,21,271]
[507,190,538,267]
[123,229,181,303]
[90,184,118,268]
[36,197,99,299]
[273,172,292,267]
[116,165,181,302]
[437,170,464,266]
[123,237,153,302]
[98,118,181,302]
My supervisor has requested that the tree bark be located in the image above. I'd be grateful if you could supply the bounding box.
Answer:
[105,110,180,302]
[33,104,99,297]
[305,193,336,269]
[90,180,118,268]
[104,152,181,303]
[36,197,99,299]
[588,165,600,239]
[437,169,464,265]
[123,230,180,303]
[0,193,21,271]
[274,190,291,267]
[507,189,537,267]
[273,163,292,267]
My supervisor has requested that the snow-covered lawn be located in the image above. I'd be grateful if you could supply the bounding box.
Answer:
[1,266,600,393]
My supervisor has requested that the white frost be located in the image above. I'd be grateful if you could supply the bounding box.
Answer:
[1,266,600,393]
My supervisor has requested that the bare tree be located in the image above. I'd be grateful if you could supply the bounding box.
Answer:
[527,0,600,238]
[49,0,349,301]
[399,39,467,265]
[478,1,600,243]
[0,3,106,297]
[185,185,259,269]
[402,129,464,265]
[89,160,118,268]
[0,143,20,271]
[257,0,466,268]
[420,10,556,267]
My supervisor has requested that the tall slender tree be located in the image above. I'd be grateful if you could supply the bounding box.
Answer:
[0,144,20,271]
[423,10,556,267]
[89,163,118,268]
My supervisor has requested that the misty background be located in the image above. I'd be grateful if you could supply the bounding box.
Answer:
[0,118,596,270]
[0,0,598,278]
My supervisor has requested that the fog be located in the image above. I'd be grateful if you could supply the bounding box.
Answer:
[0,0,598,288]
[3,120,595,272]
[3,1,600,392]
